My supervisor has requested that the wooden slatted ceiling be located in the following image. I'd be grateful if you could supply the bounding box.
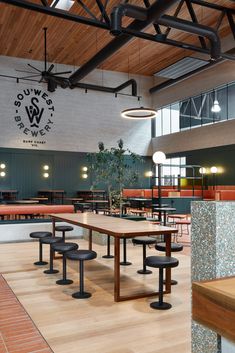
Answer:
[0,0,234,76]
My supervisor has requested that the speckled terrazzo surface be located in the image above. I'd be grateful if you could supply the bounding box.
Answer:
[191,201,235,353]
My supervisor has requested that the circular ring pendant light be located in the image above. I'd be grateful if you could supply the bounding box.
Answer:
[121,106,157,120]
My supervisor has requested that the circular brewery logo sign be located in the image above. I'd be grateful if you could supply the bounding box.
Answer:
[14,88,54,138]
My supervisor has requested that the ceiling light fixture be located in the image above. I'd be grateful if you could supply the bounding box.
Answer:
[51,0,74,11]
[121,107,157,120]
[211,90,221,113]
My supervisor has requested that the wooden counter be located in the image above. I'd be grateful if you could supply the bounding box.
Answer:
[192,277,235,342]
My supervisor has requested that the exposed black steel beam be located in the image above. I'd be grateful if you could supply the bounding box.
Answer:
[143,0,162,35]
[96,0,110,25]
[164,0,184,39]
[69,0,180,85]
[51,0,60,8]
[215,10,226,31]
[149,58,224,94]
[191,0,235,15]
[227,11,235,40]
[77,0,98,21]
[158,15,221,60]
[123,27,234,61]
[40,0,48,6]
[185,0,207,49]
[0,0,109,30]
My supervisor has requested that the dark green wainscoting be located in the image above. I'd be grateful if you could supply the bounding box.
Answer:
[0,147,152,200]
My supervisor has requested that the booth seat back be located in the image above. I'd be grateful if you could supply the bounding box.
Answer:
[0,204,74,216]
[219,190,235,200]
[122,189,143,198]
[180,190,202,197]
[203,190,215,199]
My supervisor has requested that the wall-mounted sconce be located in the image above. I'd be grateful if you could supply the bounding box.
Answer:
[210,166,218,174]
[43,172,49,178]
[145,171,153,177]
[199,167,206,174]
[81,166,88,179]
[82,166,88,172]
[0,163,6,169]
[43,165,49,171]
[82,173,88,179]
[210,166,218,190]
[0,171,6,177]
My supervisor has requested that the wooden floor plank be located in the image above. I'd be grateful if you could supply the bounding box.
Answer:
[0,239,191,353]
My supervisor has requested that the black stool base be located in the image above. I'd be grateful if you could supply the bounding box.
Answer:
[120,261,132,266]
[102,254,114,259]
[163,279,178,285]
[137,269,152,275]
[72,291,91,299]
[56,279,73,285]
[44,269,59,274]
[150,301,172,310]
[34,260,48,266]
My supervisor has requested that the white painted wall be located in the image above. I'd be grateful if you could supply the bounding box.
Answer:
[0,56,153,155]
[152,119,235,155]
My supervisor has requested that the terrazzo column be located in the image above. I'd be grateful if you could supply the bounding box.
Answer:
[191,201,235,353]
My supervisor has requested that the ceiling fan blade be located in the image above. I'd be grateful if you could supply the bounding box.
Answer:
[51,70,72,76]
[18,74,42,79]
[28,63,42,73]
[47,64,54,73]
[15,69,35,74]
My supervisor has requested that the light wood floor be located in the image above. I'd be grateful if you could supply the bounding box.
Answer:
[0,239,191,353]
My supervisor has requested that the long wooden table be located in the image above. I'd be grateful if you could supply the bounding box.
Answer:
[50,213,178,302]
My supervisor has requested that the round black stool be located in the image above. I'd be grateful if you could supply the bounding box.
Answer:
[65,249,97,299]
[40,237,62,274]
[155,242,183,285]
[120,238,132,266]
[145,256,179,310]
[132,237,156,274]
[52,242,79,285]
[55,225,74,241]
[29,231,52,266]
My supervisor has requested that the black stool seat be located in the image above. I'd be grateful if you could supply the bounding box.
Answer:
[40,236,62,245]
[132,237,156,275]
[52,242,78,253]
[145,255,179,310]
[66,249,97,261]
[66,249,97,299]
[145,256,179,269]
[52,242,79,285]
[55,226,74,232]
[30,231,52,239]
[155,242,183,252]
[132,236,156,245]
[30,231,52,266]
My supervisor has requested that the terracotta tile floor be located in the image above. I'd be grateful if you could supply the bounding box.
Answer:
[0,275,53,353]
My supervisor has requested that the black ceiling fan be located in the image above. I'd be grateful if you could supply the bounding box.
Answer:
[16,27,72,92]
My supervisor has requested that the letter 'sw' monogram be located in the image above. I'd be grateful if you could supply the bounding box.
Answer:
[25,97,44,128]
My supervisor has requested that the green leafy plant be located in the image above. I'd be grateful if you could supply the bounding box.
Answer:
[88,139,142,214]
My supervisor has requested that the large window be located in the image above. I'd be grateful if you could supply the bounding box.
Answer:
[155,157,186,186]
[154,81,235,136]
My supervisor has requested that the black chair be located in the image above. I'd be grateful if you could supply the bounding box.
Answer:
[155,242,183,285]
[66,249,97,299]
[29,231,52,266]
[52,242,79,285]
[40,237,62,274]
[55,225,74,241]
[145,255,179,310]
[132,236,156,274]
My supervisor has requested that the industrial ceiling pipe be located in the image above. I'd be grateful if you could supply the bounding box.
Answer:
[68,0,180,86]
[72,79,137,96]
[158,15,221,60]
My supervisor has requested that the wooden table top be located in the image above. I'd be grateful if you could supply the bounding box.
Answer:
[49,213,177,238]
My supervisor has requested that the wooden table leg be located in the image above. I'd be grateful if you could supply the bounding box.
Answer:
[114,237,120,302]
[89,229,92,250]
[165,234,171,293]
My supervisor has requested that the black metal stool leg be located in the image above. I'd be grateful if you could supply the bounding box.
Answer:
[120,238,132,266]
[34,241,48,266]
[56,254,73,285]
[44,245,59,274]
[72,260,91,299]
[137,244,152,274]
[102,235,114,259]
[150,268,172,310]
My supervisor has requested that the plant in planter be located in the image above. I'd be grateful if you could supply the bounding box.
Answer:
[88,139,142,214]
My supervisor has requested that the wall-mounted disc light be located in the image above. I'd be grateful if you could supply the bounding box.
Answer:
[199,167,206,174]
[210,166,218,174]
[121,107,157,120]
[43,165,49,171]
[145,171,153,177]
[82,173,88,179]
[82,166,88,172]
[0,163,6,169]
[43,172,49,178]
[0,171,6,177]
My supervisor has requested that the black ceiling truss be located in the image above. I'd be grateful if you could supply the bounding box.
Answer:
[0,0,235,94]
